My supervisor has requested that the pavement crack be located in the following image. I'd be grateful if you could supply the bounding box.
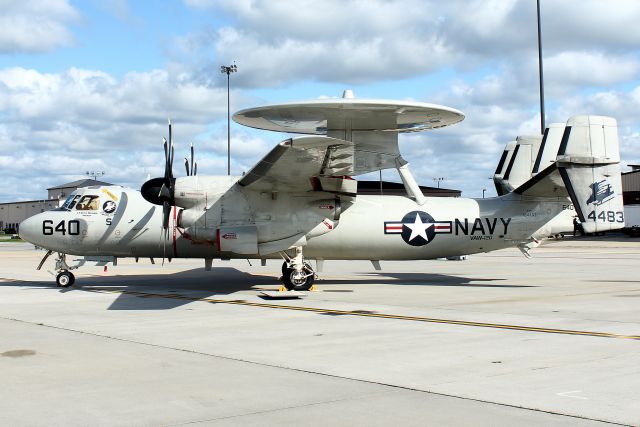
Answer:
[166,390,398,426]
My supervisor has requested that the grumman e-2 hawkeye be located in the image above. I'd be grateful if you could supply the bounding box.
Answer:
[19,91,625,289]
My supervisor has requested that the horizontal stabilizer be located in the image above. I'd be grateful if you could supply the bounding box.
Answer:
[513,164,566,199]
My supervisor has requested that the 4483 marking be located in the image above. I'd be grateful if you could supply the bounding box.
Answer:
[586,210,624,223]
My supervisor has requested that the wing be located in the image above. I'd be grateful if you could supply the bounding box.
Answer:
[238,135,406,193]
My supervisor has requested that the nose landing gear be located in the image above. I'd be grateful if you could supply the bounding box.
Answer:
[36,251,76,287]
[55,270,75,287]
[54,253,75,287]
[280,247,317,291]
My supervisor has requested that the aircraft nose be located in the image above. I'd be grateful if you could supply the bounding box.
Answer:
[19,215,40,245]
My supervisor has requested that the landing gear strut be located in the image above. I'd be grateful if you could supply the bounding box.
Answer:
[280,247,316,291]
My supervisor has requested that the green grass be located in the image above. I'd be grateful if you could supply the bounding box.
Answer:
[0,237,25,243]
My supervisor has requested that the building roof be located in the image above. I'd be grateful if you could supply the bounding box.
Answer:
[0,199,59,206]
[47,179,113,190]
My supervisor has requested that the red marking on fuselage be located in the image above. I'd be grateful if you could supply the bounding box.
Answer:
[172,206,178,257]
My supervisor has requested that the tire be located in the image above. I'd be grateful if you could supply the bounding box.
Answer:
[281,262,315,291]
[56,271,74,287]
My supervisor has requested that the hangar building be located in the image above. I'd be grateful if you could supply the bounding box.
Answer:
[1,179,112,233]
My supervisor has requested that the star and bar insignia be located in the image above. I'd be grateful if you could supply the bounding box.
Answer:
[384,211,452,246]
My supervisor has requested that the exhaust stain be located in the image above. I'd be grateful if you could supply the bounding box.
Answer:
[1,349,36,358]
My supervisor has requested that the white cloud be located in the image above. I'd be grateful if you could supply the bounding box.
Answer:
[545,51,640,89]
[0,0,80,54]
[178,0,640,91]
[0,67,251,201]
[3,0,640,202]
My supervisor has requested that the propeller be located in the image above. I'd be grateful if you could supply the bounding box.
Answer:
[141,120,199,263]
[159,120,175,233]
[140,120,177,264]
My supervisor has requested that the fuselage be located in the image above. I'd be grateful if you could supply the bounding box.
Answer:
[19,181,571,261]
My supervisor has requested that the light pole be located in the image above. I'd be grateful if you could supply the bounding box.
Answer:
[433,177,445,188]
[221,63,237,175]
[537,0,545,134]
[86,171,105,181]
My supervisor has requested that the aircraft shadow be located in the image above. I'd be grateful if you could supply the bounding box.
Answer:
[325,272,530,288]
[1,268,532,311]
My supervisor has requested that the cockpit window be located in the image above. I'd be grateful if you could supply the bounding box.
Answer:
[61,195,81,210]
[75,195,100,211]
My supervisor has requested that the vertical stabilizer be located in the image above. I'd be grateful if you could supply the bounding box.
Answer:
[493,135,541,195]
[556,116,624,233]
[532,123,564,174]
[493,141,516,195]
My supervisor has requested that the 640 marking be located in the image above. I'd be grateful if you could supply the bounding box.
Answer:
[42,220,80,236]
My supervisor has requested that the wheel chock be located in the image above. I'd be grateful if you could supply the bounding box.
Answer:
[278,285,287,292]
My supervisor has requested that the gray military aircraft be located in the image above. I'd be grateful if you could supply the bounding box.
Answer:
[19,92,625,289]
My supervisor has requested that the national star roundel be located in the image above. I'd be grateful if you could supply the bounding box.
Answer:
[384,211,452,246]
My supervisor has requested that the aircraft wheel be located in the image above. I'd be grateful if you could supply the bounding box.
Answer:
[281,262,315,291]
[56,271,75,287]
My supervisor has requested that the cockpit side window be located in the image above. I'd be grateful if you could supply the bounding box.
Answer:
[61,195,81,210]
[75,195,100,211]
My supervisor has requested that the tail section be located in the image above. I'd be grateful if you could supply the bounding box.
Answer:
[493,123,567,195]
[493,136,541,195]
[556,116,624,233]
[532,123,565,174]
[510,115,624,233]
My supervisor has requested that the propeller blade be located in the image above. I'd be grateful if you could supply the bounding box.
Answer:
[162,137,169,181]
[184,158,190,176]
[162,201,171,230]
[190,143,194,176]
[193,162,197,176]
[169,143,174,181]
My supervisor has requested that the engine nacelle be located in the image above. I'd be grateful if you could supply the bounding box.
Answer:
[173,176,237,209]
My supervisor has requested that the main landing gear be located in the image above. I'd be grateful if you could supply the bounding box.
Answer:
[37,250,76,287]
[280,247,317,291]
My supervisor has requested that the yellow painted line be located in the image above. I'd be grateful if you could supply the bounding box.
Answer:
[92,288,640,341]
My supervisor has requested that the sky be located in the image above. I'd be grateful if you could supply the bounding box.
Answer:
[1,0,640,202]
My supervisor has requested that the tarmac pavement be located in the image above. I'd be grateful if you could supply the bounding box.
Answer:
[0,237,638,426]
